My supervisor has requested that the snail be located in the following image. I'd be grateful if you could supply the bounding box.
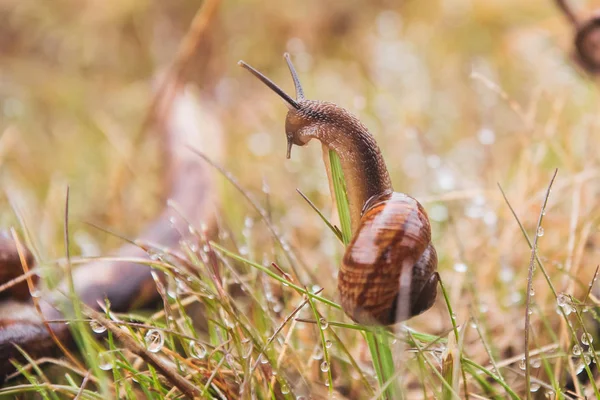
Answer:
[238,54,438,325]
[555,0,600,73]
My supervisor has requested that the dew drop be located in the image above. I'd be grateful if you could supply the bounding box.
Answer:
[566,305,575,315]
[320,361,330,372]
[98,351,114,371]
[530,288,535,296]
[189,341,207,359]
[530,358,542,368]
[312,347,324,360]
[581,333,593,345]
[324,380,330,387]
[572,344,582,356]
[325,340,332,349]
[556,293,569,307]
[453,262,468,273]
[30,290,41,298]
[530,383,540,392]
[319,318,329,330]
[280,382,290,394]
[242,339,253,359]
[537,227,544,237]
[584,354,592,365]
[519,358,526,370]
[545,390,555,398]
[90,320,107,334]
[260,355,269,364]
[144,329,164,353]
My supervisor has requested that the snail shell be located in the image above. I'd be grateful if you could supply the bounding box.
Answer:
[338,192,437,326]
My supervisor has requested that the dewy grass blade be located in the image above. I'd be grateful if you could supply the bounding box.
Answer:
[329,151,352,244]
[499,171,598,398]
[521,169,557,399]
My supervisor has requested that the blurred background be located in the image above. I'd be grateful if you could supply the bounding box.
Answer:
[2,0,600,394]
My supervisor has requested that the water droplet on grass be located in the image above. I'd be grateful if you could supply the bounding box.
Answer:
[557,293,569,307]
[312,348,323,360]
[144,329,164,353]
[319,318,328,330]
[98,351,114,371]
[90,320,107,334]
[189,341,206,359]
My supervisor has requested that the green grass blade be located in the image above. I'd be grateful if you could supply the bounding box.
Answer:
[329,151,352,245]
[328,150,398,398]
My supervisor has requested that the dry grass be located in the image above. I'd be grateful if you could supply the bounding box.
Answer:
[2,0,600,398]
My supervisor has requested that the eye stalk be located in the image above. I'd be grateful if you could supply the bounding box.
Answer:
[237,60,300,110]
[238,54,308,159]
[284,52,304,100]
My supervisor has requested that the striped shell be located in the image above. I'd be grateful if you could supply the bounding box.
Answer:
[338,192,438,325]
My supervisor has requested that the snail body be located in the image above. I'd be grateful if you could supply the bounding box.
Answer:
[239,54,438,325]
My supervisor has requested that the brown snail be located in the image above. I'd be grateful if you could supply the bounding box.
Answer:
[555,0,600,73]
[238,54,439,325]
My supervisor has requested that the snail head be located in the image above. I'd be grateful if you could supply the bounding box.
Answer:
[238,53,322,159]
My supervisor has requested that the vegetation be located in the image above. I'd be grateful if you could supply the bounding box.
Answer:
[1,0,600,398]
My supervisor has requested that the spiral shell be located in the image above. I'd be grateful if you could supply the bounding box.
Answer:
[338,192,438,326]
